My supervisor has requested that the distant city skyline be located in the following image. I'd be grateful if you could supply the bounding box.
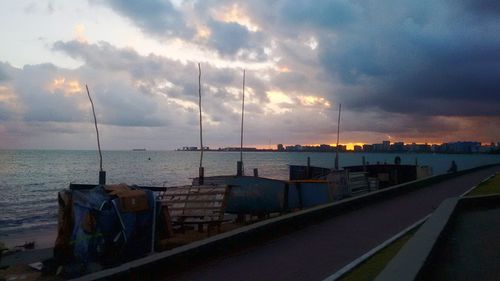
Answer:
[0,1,499,150]
[179,140,500,154]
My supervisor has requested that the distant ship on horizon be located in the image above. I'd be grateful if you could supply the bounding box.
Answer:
[132,148,147,151]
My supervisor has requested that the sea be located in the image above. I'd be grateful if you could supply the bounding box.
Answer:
[0,150,499,236]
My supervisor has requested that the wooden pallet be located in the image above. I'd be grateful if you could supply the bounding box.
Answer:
[158,185,231,235]
[349,172,370,195]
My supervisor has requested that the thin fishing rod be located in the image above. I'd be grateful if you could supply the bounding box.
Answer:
[85,84,103,172]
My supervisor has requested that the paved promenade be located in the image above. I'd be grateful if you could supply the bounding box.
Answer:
[166,166,500,281]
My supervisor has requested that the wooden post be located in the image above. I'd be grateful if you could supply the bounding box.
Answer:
[236,214,246,223]
[99,170,106,185]
[237,161,243,176]
[345,169,351,196]
[240,70,245,163]
[283,183,290,212]
[307,156,311,178]
[335,103,341,170]
[297,182,303,209]
[198,166,204,185]
[239,69,246,176]
[394,169,399,185]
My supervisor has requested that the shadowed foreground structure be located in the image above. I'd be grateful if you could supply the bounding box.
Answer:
[164,166,500,281]
[415,199,500,281]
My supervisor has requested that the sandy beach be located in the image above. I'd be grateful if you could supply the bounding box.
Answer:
[1,226,56,250]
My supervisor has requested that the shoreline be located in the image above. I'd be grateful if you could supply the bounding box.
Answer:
[1,226,56,250]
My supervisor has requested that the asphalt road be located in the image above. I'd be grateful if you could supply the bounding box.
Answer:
[166,166,500,281]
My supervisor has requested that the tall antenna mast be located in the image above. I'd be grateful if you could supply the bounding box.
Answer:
[335,103,341,170]
[85,84,106,184]
[237,69,245,176]
[198,63,205,184]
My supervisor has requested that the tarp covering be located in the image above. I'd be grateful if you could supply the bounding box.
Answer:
[56,184,155,272]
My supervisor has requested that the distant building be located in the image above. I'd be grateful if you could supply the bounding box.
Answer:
[320,144,332,150]
[277,144,284,151]
[354,145,362,152]
[420,143,431,153]
[373,143,384,152]
[431,144,440,152]
[363,144,373,152]
[442,142,481,153]
[284,144,304,151]
[222,147,257,151]
[406,143,431,153]
[478,143,495,153]
[382,141,391,151]
[391,142,405,152]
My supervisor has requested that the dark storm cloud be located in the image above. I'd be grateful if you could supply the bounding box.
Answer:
[211,0,500,120]
[205,19,267,60]
[204,0,500,141]
[93,0,268,58]
[206,19,250,55]
[340,111,462,135]
[96,0,193,37]
[460,0,500,16]
[306,0,500,118]
[83,0,500,121]
[277,0,358,28]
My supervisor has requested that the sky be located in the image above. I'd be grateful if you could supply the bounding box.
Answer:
[0,0,499,150]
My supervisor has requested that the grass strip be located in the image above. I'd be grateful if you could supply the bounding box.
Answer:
[466,173,500,196]
[339,228,417,281]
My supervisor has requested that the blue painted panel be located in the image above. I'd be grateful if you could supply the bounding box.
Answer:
[293,182,333,208]
[289,165,331,180]
[225,176,286,214]
[287,184,300,210]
